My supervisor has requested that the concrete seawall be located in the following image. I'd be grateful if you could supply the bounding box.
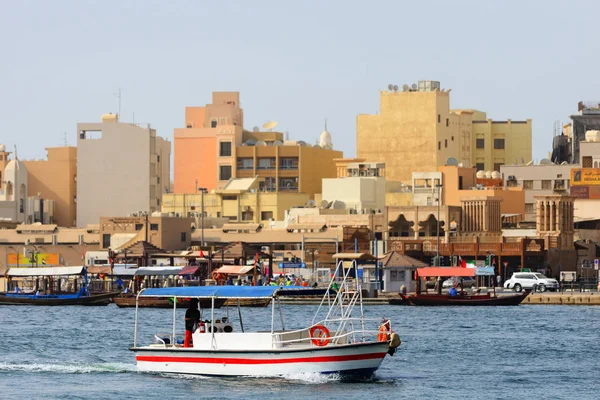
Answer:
[523,293,600,305]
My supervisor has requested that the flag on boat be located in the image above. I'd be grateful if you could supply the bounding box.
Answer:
[199,249,205,258]
[459,255,466,268]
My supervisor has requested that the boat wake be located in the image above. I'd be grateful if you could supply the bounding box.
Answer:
[279,372,341,384]
[0,362,136,374]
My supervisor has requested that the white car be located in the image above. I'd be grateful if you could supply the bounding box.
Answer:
[503,272,559,292]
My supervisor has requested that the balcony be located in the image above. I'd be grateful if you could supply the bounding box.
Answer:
[279,158,299,170]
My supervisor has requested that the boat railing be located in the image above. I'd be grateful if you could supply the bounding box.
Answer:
[273,317,388,347]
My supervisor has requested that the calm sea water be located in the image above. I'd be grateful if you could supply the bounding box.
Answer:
[1,303,599,400]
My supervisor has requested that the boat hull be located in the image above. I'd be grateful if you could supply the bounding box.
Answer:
[393,292,529,306]
[0,291,119,306]
[132,342,389,377]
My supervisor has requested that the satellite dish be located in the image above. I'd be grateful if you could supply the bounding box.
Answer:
[306,200,316,207]
[262,121,278,130]
[320,200,328,208]
[244,139,256,146]
[325,201,333,209]
[446,157,459,166]
[252,126,259,132]
[255,140,267,146]
[540,158,552,165]
[273,140,283,146]
[485,171,492,179]
[388,84,393,91]
[402,84,409,92]
[393,85,398,92]
[411,83,417,90]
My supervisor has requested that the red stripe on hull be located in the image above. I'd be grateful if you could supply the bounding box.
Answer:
[136,352,387,365]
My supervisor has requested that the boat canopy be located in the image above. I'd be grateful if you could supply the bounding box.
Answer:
[212,265,254,275]
[7,266,86,277]
[139,285,328,299]
[416,267,475,278]
[134,267,183,276]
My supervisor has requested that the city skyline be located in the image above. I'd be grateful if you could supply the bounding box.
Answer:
[2,1,599,163]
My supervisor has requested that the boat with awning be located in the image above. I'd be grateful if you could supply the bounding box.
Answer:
[130,260,401,378]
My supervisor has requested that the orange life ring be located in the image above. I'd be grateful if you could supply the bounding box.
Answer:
[309,324,331,347]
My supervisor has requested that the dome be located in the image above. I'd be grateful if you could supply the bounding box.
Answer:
[319,129,333,149]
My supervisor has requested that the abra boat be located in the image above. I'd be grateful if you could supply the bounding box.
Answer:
[389,267,528,306]
[1,266,119,306]
[130,260,401,378]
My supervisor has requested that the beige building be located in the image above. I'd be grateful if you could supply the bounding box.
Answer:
[162,177,310,224]
[0,146,28,223]
[76,114,171,227]
[357,82,532,184]
[99,215,193,251]
[23,147,77,227]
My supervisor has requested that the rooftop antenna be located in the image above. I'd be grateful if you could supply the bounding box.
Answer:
[62,132,67,147]
[114,85,122,118]
[324,118,328,131]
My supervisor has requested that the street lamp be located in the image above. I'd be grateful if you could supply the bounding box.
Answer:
[435,183,443,266]
[198,187,208,247]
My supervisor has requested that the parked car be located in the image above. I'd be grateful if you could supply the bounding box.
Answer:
[503,272,559,292]
[442,276,476,289]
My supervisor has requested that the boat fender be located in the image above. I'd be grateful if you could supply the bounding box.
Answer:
[387,333,401,356]
[309,324,331,347]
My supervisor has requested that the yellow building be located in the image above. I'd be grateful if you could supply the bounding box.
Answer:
[468,110,532,172]
[235,141,342,198]
[357,81,473,184]
[162,177,310,223]
[357,82,532,184]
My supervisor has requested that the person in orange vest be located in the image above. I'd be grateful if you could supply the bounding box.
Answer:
[378,318,391,342]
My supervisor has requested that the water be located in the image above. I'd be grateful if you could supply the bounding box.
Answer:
[1,304,599,399]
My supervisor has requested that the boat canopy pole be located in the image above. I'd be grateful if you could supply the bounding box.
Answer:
[134,291,141,347]
[172,296,177,343]
[211,297,215,349]
[237,299,245,333]
[277,297,285,330]
[270,296,275,334]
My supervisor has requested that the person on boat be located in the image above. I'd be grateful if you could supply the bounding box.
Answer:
[226,276,233,286]
[448,287,458,297]
[436,276,443,295]
[184,298,200,348]
[301,279,308,287]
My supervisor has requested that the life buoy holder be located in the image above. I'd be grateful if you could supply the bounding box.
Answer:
[309,324,331,347]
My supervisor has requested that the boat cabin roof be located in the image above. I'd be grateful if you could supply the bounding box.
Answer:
[7,266,86,277]
[416,267,476,278]
[139,285,329,299]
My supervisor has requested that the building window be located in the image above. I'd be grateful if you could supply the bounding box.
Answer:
[541,180,551,190]
[219,142,232,157]
[261,211,274,220]
[494,138,505,149]
[525,203,534,213]
[279,177,298,192]
[222,195,237,200]
[280,158,298,170]
[523,180,533,190]
[210,120,217,128]
[157,176,160,184]
[459,176,463,190]
[157,155,160,162]
[476,138,485,149]
[451,136,454,141]
[438,114,441,123]
[237,158,253,170]
[493,163,504,172]
[181,232,187,242]
[444,139,448,148]
[220,165,232,180]
[476,163,484,171]
[438,142,441,150]
[446,118,449,127]
[19,199,24,213]
[135,223,143,231]
[102,234,111,249]
[259,177,276,192]
[242,211,254,221]
[150,223,159,231]
[257,158,275,169]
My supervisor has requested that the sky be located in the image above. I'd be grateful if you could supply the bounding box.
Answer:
[1,0,599,164]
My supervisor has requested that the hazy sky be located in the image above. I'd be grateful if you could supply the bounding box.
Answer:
[1,0,599,163]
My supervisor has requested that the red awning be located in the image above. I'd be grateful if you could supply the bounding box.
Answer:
[179,265,200,275]
[416,267,475,278]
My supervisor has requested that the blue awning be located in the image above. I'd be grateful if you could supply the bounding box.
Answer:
[139,285,327,299]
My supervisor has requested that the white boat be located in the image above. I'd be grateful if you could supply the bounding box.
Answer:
[130,260,401,378]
